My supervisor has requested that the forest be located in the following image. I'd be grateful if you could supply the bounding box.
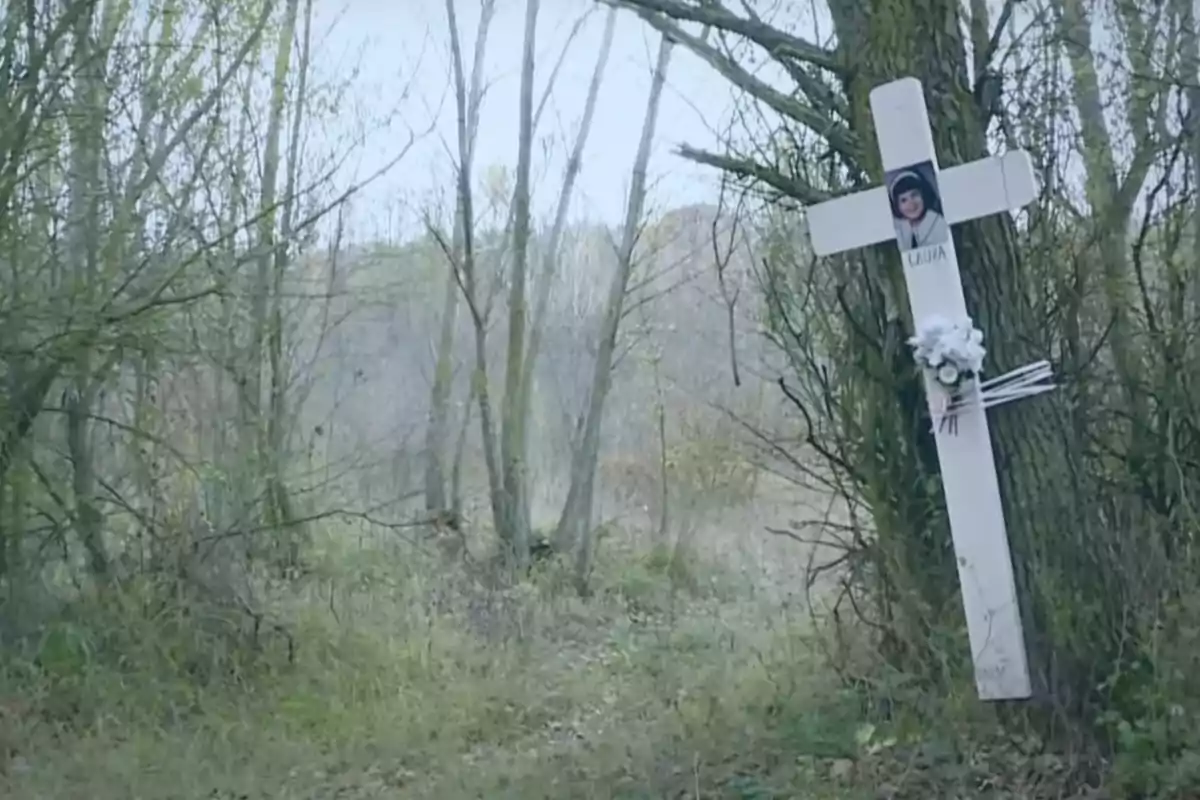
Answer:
[0,0,1198,797]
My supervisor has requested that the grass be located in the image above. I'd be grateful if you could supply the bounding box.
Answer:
[0,518,1097,799]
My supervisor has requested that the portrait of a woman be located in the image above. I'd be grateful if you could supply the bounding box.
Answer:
[888,168,949,252]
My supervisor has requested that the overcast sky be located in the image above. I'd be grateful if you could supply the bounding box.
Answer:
[307,0,804,242]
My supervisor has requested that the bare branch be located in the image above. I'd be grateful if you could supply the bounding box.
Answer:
[621,7,860,161]
[603,0,840,72]
[676,143,829,205]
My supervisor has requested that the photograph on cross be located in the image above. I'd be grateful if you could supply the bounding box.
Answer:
[886,160,949,252]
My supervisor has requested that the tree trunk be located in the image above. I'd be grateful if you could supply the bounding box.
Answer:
[425,0,496,516]
[651,354,670,545]
[624,0,1109,713]
[250,0,302,569]
[425,267,460,514]
[265,0,316,572]
[64,3,109,583]
[827,0,1115,717]
[1053,0,1170,493]
[441,0,506,548]
[609,6,1112,703]
[450,376,477,522]
[497,0,541,568]
[554,34,673,594]
[517,7,618,508]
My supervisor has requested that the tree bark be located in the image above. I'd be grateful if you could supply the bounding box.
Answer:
[64,2,109,582]
[518,7,617,534]
[1053,0,1174,493]
[554,33,673,593]
[265,0,316,572]
[441,0,506,548]
[827,0,1112,713]
[250,0,302,569]
[425,0,496,516]
[615,0,1111,718]
[497,0,541,568]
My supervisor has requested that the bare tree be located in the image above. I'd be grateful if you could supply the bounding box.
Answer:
[1051,0,1182,466]
[241,0,307,571]
[425,0,497,518]
[517,6,619,526]
[555,32,674,593]
[0,0,417,620]
[494,0,542,568]
[62,0,113,581]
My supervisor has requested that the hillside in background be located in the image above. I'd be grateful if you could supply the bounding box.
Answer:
[295,201,784,529]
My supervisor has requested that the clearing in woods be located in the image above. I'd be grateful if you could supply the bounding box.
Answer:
[2,472,879,799]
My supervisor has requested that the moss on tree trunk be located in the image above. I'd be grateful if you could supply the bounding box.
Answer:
[830,0,1109,717]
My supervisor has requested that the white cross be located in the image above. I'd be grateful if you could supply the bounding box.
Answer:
[805,77,1051,701]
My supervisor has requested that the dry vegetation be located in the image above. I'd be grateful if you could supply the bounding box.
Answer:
[2,478,851,800]
[0,474,1087,800]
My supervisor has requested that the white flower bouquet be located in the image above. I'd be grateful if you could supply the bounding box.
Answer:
[907,314,986,392]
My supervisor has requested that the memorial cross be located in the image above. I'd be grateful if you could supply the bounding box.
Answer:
[804,77,1054,701]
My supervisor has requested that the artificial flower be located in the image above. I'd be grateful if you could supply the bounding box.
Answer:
[909,315,986,390]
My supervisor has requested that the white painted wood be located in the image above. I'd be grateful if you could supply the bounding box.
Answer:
[806,187,893,256]
[804,76,1036,701]
[807,150,1037,256]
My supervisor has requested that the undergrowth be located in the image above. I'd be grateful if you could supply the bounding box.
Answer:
[0,523,1137,798]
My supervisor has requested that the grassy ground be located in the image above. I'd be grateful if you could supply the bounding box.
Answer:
[0,500,1095,798]
[0,532,851,799]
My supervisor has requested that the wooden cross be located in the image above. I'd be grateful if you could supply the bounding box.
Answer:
[805,77,1050,701]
